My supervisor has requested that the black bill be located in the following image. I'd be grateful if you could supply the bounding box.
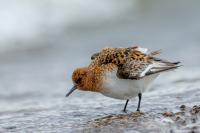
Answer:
[66,86,77,97]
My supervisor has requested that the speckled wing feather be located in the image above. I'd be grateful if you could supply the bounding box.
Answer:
[117,59,151,79]
[90,46,149,67]
[89,46,180,79]
[117,59,180,80]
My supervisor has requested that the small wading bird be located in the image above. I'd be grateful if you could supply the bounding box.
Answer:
[66,46,180,112]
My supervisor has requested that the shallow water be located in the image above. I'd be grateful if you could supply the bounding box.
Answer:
[1,1,200,133]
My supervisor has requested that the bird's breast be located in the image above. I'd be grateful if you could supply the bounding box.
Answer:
[101,70,159,100]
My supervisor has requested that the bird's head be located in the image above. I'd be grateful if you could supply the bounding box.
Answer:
[66,67,88,97]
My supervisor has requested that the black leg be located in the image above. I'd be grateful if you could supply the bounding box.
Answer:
[123,99,129,112]
[136,93,142,111]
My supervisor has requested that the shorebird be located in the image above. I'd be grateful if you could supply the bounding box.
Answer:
[66,46,180,112]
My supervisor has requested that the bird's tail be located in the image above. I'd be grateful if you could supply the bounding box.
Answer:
[146,58,181,75]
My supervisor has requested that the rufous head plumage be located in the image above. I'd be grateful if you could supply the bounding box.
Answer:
[72,67,88,90]
[66,67,89,97]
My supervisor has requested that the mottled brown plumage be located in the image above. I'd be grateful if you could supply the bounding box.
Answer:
[89,46,180,79]
[90,47,150,67]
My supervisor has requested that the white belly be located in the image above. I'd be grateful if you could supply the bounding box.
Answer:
[101,71,159,100]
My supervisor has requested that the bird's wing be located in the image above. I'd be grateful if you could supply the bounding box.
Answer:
[89,46,181,78]
[91,46,147,60]
[117,58,181,80]
[90,46,147,67]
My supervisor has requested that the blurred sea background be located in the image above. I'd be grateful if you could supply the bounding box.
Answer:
[0,0,200,132]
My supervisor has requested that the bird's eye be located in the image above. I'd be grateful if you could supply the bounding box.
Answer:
[75,77,82,84]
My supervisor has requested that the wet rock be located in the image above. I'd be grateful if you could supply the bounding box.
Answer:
[88,105,200,133]
[161,105,200,132]
[162,112,174,117]
[191,105,200,114]
[92,112,144,127]
[180,105,186,111]
[175,111,185,116]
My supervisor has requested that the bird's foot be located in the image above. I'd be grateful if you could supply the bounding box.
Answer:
[123,109,128,113]
[136,108,140,112]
